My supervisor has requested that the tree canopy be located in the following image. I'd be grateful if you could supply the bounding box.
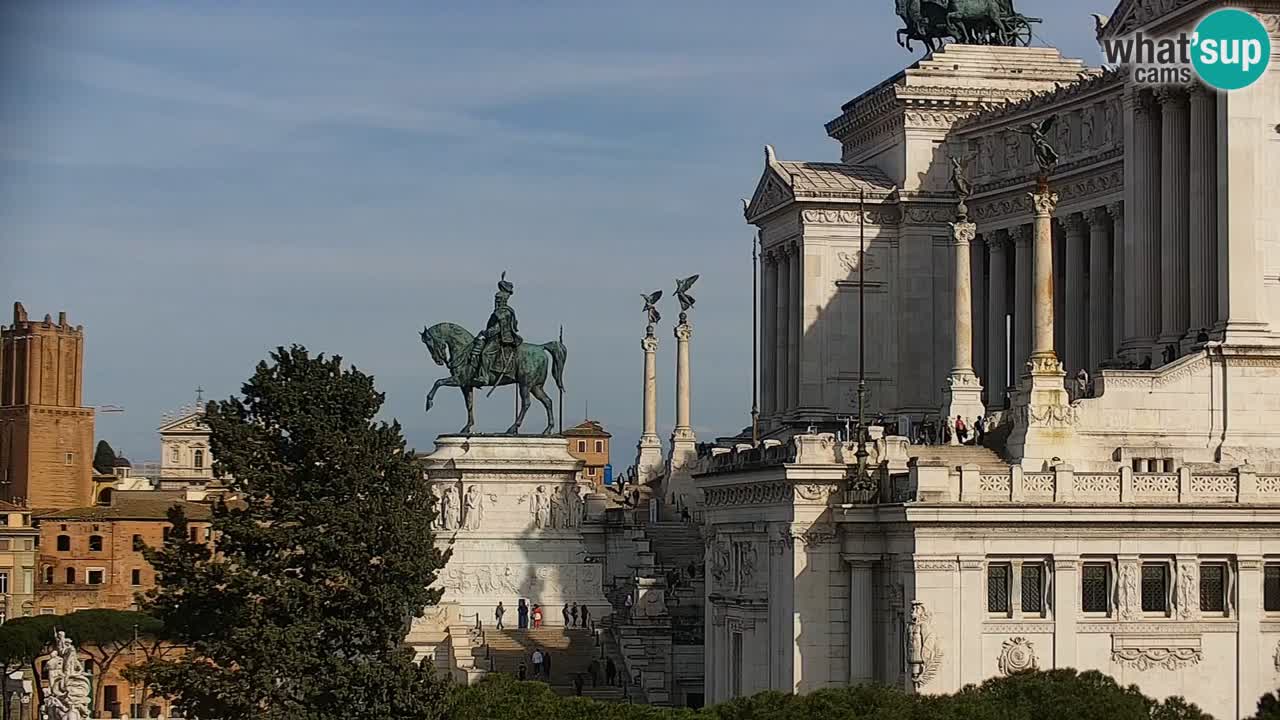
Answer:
[447,670,1217,720]
[131,346,450,720]
[92,440,117,475]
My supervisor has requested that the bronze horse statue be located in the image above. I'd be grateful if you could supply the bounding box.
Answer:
[421,322,566,435]
[895,0,1037,52]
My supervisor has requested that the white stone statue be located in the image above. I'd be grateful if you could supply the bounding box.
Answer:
[531,485,550,529]
[560,486,577,529]
[430,484,443,529]
[904,601,941,689]
[577,484,590,525]
[442,485,460,530]
[549,485,564,528]
[1118,563,1139,621]
[462,484,483,530]
[43,631,91,720]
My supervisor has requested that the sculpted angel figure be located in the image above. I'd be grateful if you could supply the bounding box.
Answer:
[1015,115,1060,176]
[641,290,663,328]
[949,155,972,201]
[675,275,699,314]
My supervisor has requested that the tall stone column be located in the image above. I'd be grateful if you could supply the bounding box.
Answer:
[941,220,985,436]
[667,318,697,506]
[1125,88,1161,362]
[985,231,1009,406]
[775,248,791,418]
[1107,202,1125,357]
[1008,186,1072,468]
[635,331,663,483]
[787,243,802,412]
[1062,213,1087,379]
[761,251,778,421]
[1086,208,1112,372]
[1157,87,1190,355]
[1011,224,1032,383]
[1188,84,1218,341]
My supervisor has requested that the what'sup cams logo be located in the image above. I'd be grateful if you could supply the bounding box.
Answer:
[1101,8,1272,90]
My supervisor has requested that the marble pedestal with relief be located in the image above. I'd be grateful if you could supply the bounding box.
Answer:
[417,435,610,622]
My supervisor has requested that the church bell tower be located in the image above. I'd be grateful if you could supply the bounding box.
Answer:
[0,302,95,509]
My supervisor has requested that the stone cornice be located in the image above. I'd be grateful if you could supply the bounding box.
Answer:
[971,162,1123,228]
[955,68,1121,134]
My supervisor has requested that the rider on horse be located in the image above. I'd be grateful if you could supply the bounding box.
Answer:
[473,273,523,386]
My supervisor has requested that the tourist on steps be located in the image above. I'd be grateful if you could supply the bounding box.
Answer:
[574,673,585,696]
[532,603,543,628]
[606,657,617,686]
[562,602,571,626]
[543,650,553,679]
[531,648,544,679]
[581,603,591,628]
[570,602,580,627]
[494,601,505,630]
[518,599,528,629]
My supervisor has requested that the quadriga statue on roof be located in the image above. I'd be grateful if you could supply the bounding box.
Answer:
[421,273,567,435]
[895,0,1041,53]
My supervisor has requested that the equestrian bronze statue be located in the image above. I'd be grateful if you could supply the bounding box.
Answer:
[421,274,567,435]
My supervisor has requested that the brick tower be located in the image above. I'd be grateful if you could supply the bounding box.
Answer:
[0,302,95,509]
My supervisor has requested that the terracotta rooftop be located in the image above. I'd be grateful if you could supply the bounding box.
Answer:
[37,492,213,522]
[564,420,611,438]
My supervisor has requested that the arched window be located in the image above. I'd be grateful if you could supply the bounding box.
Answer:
[42,566,52,584]
[56,535,70,552]
[65,568,75,584]
[88,535,103,552]
[194,449,204,469]
[97,487,113,506]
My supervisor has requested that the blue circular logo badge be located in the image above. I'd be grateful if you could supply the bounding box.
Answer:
[1192,9,1272,91]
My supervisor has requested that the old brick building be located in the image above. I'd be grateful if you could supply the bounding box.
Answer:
[0,302,95,510]
[564,419,611,486]
[35,491,211,614]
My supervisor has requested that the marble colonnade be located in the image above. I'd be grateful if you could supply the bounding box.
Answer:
[760,243,803,423]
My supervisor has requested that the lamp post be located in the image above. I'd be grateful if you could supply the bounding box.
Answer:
[846,189,878,503]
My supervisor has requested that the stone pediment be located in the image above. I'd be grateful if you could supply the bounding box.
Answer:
[1100,0,1200,39]
[157,411,209,434]
[745,145,896,223]
[744,145,796,222]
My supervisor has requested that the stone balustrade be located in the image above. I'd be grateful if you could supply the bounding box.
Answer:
[910,462,1280,505]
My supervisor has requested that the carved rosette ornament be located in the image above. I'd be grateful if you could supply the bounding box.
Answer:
[905,601,942,690]
[998,637,1038,675]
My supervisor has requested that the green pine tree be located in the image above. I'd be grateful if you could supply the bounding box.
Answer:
[133,346,451,719]
[93,440,117,475]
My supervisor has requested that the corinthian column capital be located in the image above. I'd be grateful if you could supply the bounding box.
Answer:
[1062,212,1087,236]
[985,229,1009,253]
[1028,190,1059,218]
[1106,201,1124,224]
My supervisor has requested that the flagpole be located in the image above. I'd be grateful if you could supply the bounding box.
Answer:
[751,234,760,445]
[558,325,565,434]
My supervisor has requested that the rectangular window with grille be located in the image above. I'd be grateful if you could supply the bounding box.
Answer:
[1081,563,1110,613]
[1199,564,1226,614]
[1021,564,1044,614]
[987,563,1010,613]
[1265,565,1280,612]
[1142,564,1169,613]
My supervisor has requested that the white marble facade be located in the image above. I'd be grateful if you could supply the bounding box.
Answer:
[747,1,1280,471]
[711,1,1280,717]
[417,435,610,620]
[698,435,1280,720]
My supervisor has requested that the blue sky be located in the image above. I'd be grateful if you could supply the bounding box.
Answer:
[0,0,1112,463]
